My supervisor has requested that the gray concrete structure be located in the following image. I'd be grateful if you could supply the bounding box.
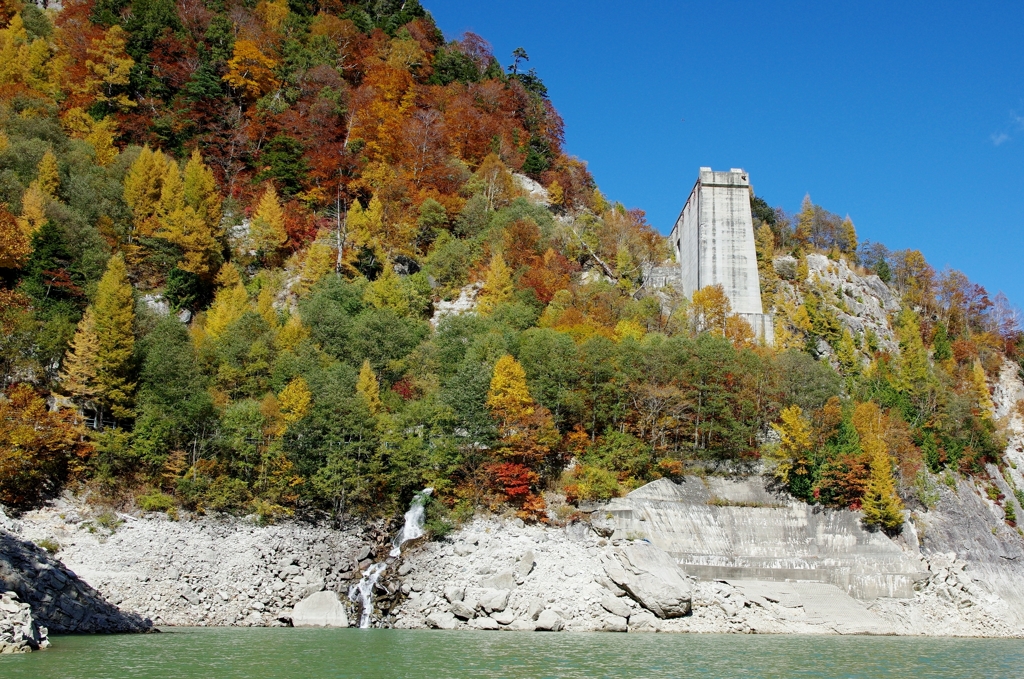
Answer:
[670,168,773,343]
[604,477,928,601]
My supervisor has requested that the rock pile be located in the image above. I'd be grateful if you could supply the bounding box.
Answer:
[0,591,47,653]
[16,498,371,627]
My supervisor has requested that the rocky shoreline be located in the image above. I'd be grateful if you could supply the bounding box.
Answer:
[3,488,1023,641]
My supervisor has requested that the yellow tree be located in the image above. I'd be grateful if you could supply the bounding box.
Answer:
[364,265,408,315]
[84,25,135,109]
[0,204,30,269]
[36,150,59,198]
[473,153,516,211]
[690,284,731,335]
[347,195,385,258]
[93,254,136,419]
[477,252,514,315]
[124,145,169,240]
[222,40,278,99]
[0,14,55,96]
[16,181,47,235]
[204,282,250,339]
[61,307,101,402]
[296,240,335,295]
[276,314,309,351]
[183,150,222,229]
[250,185,287,259]
[487,354,534,440]
[157,156,222,278]
[356,359,382,416]
[853,401,904,532]
[279,377,312,428]
[770,405,813,486]
[839,216,858,255]
[61,108,119,166]
[972,360,995,420]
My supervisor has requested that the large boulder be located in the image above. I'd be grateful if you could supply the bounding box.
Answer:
[290,591,349,627]
[604,542,692,618]
[534,609,564,631]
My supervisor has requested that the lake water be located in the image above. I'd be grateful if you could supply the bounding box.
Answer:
[4,628,1024,679]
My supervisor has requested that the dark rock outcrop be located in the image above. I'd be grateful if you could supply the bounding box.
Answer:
[0,529,151,634]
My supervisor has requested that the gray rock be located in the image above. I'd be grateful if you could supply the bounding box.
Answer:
[426,611,458,630]
[470,617,500,630]
[449,601,475,620]
[290,591,349,627]
[491,610,516,625]
[534,609,563,631]
[605,542,692,618]
[600,594,632,619]
[479,589,510,613]
[505,618,536,631]
[517,550,536,581]
[480,570,516,590]
[398,562,413,576]
[600,614,628,632]
[527,599,544,621]
[627,609,661,632]
[590,513,616,538]
[444,586,465,603]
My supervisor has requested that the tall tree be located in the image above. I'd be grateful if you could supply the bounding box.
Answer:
[61,306,101,402]
[250,185,288,260]
[477,252,513,314]
[93,254,136,420]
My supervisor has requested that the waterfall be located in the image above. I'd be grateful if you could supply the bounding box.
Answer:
[348,488,433,628]
[348,562,387,629]
[390,488,433,557]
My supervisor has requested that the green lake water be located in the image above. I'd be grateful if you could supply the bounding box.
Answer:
[4,628,1024,679]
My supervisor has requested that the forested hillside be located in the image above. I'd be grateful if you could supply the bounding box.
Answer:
[0,0,1020,534]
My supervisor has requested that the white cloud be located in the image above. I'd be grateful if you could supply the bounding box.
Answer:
[991,132,1010,146]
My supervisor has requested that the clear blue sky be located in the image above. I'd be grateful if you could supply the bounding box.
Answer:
[425,0,1024,307]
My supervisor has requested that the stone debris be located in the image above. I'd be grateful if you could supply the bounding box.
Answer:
[12,496,370,629]
[0,591,47,653]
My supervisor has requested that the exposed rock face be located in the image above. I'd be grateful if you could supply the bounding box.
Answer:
[0,526,149,634]
[604,543,691,618]
[429,283,481,327]
[0,590,47,653]
[290,591,349,627]
[512,173,550,205]
[798,254,900,353]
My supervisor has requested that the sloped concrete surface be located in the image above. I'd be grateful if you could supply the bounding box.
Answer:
[605,477,927,599]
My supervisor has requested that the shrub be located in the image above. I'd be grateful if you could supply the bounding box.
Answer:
[36,538,61,553]
[564,464,621,503]
[137,490,175,513]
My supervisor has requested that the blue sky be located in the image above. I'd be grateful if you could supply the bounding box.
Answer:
[425,0,1024,307]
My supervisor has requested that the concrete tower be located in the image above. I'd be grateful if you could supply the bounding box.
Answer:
[669,167,773,342]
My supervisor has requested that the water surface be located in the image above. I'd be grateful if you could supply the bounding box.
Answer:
[4,628,1023,679]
